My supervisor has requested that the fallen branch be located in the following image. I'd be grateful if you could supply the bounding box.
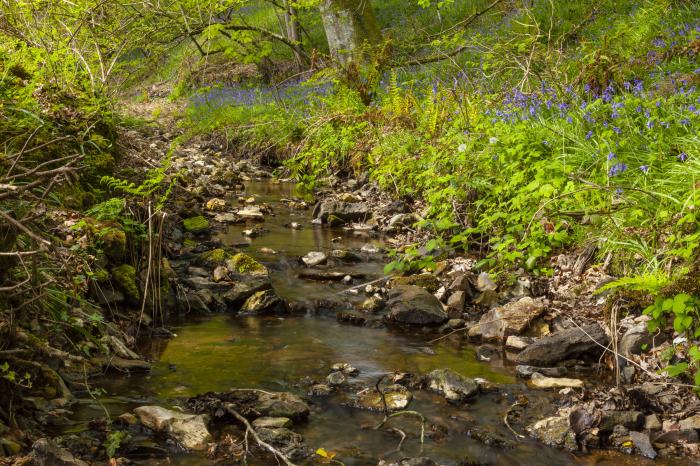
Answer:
[224,403,298,466]
[503,398,527,440]
[337,276,390,294]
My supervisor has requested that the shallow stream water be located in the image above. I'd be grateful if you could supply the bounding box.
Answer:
[67,181,676,466]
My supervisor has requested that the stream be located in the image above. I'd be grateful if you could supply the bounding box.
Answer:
[65,181,673,465]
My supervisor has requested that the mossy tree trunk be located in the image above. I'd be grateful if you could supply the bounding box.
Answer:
[319,0,382,64]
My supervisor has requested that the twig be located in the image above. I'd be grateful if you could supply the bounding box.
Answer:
[337,276,390,294]
[225,404,298,466]
[503,399,527,439]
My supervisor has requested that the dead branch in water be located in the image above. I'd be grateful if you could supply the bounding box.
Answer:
[224,403,298,466]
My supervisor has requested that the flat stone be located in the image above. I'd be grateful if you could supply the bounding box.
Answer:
[252,417,292,429]
[468,297,545,341]
[29,439,89,466]
[515,323,609,366]
[213,212,242,223]
[302,251,327,267]
[357,384,412,411]
[424,369,478,402]
[529,372,583,389]
[515,365,566,378]
[654,428,699,444]
[237,206,264,220]
[134,406,211,451]
[630,431,656,459]
[385,285,447,326]
[105,356,151,373]
[506,335,535,350]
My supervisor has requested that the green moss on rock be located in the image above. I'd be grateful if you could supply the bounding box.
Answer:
[183,216,210,233]
[227,253,268,276]
[111,264,140,306]
[391,273,441,293]
[198,248,234,267]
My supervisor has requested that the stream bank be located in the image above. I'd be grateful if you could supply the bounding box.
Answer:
[3,129,698,466]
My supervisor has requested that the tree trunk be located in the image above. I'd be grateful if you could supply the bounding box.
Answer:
[283,0,304,69]
[319,0,381,64]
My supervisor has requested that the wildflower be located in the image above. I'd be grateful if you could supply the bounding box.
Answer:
[458,143,467,153]
[613,127,621,134]
[640,165,650,173]
[609,162,628,177]
[489,137,499,145]
[607,152,616,161]
[678,152,689,162]
[585,131,593,140]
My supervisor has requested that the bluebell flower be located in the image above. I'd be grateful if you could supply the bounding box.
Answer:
[607,152,616,161]
[640,165,649,173]
[609,162,628,177]
[678,152,689,162]
[613,127,621,134]
[585,131,593,140]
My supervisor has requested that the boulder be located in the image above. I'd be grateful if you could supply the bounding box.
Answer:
[240,290,280,314]
[314,200,370,224]
[515,323,609,366]
[468,297,545,341]
[505,335,535,350]
[424,369,478,402]
[629,431,656,459]
[598,411,644,432]
[385,286,447,326]
[133,406,211,451]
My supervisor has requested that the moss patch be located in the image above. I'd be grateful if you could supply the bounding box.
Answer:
[227,253,268,276]
[183,216,210,233]
[198,248,235,267]
[111,264,140,306]
[391,273,441,293]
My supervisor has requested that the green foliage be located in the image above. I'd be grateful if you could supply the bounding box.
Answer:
[0,362,32,389]
[104,430,130,458]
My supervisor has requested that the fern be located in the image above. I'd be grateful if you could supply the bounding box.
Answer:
[595,272,671,295]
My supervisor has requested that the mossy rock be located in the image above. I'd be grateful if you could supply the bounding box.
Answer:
[391,273,441,293]
[183,216,210,233]
[101,226,126,262]
[226,253,268,276]
[91,268,110,283]
[198,248,235,267]
[111,264,140,306]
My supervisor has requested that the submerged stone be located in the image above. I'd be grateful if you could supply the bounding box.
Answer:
[424,369,478,402]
